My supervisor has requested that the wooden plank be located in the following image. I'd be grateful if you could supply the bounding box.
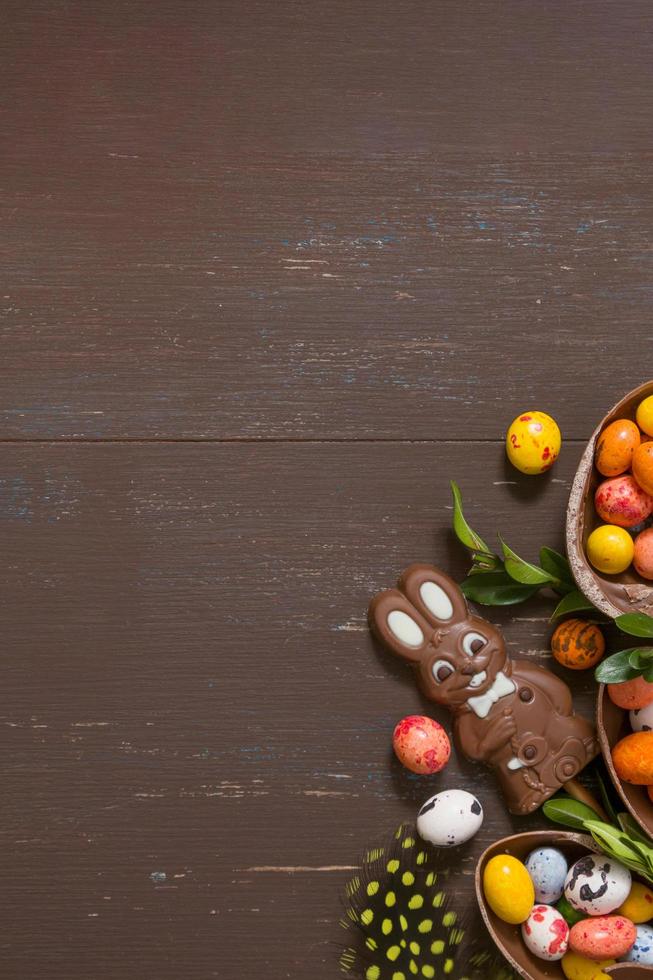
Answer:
[2,0,653,439]
[1,441,598,977]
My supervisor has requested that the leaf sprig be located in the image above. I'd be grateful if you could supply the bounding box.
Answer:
[595,611,653,683]
[451,481,594,616]
[543,795,653,884]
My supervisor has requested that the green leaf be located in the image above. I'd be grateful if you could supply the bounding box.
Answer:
[616,612,653,638]
[450,482,497,561]
[584,820,647,864]
[500,537,557,586]
[460,571,539,606]
[542,795,600,830]
[550,589,597,620]
[595,767,619,826]
[595,649,643,684]
[617,812,653,849]
[539,547,574,587]
[645,664,653,683]
[628,648,653,670]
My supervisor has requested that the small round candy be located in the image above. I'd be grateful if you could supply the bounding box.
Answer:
[525,847,569,904]
[634,528,653,580]
[613,731,653,785]
[637,396,653,437]
[595,419,641,477]
[609,676,653,710]
[506,411,561,475]
[618,881,653,924]
[569,915,637,960]
[622,922,653,963]
[565,853,631,916]
[483,854,535,924]
[595,476,653,529]
[551,619,605,671]
[556,896,587,927]
[561,951,615,980]
[632,442,653,496]
[522,904,569,961]
[392,715,451,775]
[416,789,483,847]
[630,702,653,733]
[586,525,634,574]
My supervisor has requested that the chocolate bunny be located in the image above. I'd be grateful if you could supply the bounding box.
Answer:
[369,563,599,815]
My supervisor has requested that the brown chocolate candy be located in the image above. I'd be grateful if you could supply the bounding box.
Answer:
[369,563,599,815]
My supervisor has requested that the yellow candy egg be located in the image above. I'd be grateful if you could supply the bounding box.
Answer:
[586,524,635,574]
[561,951,615,980]
[506,411,561,475]
[618,880,653,923]
[637,395,653,437]
[482,854,534,924]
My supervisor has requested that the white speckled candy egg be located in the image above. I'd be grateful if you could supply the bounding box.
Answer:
[621,923,653,964]
[564,853,631,916]
[525,847,569,904]
[631,703,653,733]
[416,789,483,847]
[522,904,570,961]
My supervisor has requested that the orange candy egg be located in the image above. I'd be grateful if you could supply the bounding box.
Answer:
[634,528,653,580]
[595,419,641,477]
[607,676,653,710]
[551,619,605,670]
[632,442,653,496]
[613,731,653,784]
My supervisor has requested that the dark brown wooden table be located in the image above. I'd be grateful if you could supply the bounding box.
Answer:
[3,2,653,977]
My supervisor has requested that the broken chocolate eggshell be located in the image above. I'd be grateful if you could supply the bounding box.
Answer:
[597,683,653,838]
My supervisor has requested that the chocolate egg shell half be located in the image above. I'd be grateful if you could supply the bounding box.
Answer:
[597,684,653,839]
[566,381,653,618]
[604,967,653,979]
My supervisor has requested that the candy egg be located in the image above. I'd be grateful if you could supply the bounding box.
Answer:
[483,854,535,924]
[632,443,653,496]
[569,916,637,960]
[506,411,561,475]
[522,904,569,960]
[595,419,641,477]
[630,702,653,733]
[613,731,653,784]
[586,525,635,575]
[565,854,631,915]
[416,789,482,847]
[637,396,653,437]
[561,951,615,980]
[634,528,653,580]
[621,922,653,963]
[525,847,569,904]
[618,882,653,924]
[551,619,605,671]
[595,476,653,529]
[557,896,588,927]
[392,715,451,775]
[608,676,653,710]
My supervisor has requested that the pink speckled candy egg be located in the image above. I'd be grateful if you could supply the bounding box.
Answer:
[522,904,570,961]
[569,916,637,961]
[595,476,653,529]
[392,715,451,774]
[634,528,653,581]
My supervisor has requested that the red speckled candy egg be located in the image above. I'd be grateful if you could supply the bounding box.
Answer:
[608,677,653,710]
[392,715,451,774]
[569,916,636,961]
[595,476,653,529]
[522,905,570,961]
[634,528,653,581]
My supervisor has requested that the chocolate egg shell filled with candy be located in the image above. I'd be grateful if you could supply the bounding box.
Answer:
[369,563,598,815]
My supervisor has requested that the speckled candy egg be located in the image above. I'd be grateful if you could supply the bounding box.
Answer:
[569,916,637,960]
[416,789,483,847]
[525,847,569,904]
[565,854,631,916]
[392,715,451,775]
[562,951,616,980]
[613,731,653,784]
[621,923,653,963]
[618,882,653,924]
[630,703,653,734]
[634,528,653,581]
[595,476,653,529]
[506,410,561,475]
[595,419,641,477]
[522,904,569,960]
[632,442,653,496]
[608,676,653,710]
[483,854,535,924]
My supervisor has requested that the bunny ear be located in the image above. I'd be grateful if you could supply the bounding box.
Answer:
[368,588,431,663]
[398,563,468,627]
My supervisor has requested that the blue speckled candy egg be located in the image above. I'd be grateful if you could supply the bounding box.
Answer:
[621,923,653,964]
[525,847,569,904]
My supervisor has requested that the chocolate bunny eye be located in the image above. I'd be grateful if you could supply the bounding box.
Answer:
[462,631,486,656]
[432,659,454,683]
